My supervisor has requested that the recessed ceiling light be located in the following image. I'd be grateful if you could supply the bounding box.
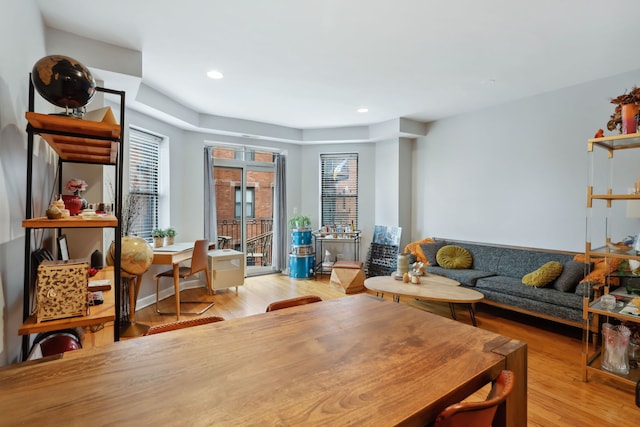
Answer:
[357,107,369,113]
[207,70,224,79]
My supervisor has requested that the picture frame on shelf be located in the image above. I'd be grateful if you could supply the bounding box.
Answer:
[57,234,69,261]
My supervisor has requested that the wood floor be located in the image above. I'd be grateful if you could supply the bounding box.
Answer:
[130,273,640,425]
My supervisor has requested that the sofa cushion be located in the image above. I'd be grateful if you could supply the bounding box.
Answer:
[436,245,473,269]
[476,287,584,324]
[420,241,447,266]
[575,282,595,299]
[476,275,583,310]
[426,266,496,287]
[496,248,573,279]
[449,242,503,272]
[522,261,563,287]
[553,261,589,292]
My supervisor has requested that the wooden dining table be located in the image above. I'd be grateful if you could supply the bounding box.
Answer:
[0,294,527,426]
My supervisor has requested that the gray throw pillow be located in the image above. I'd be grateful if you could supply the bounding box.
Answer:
[553,261,589,292]
[420,241,447,266]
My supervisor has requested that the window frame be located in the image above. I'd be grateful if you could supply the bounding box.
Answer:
[320,153,358,230]
[235,186,255,219]
[126,127,164,240]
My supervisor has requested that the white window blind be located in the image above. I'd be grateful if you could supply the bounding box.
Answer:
[320,153,358,230]
[127,128,161,239]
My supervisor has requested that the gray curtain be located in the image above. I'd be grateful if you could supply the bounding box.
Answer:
[272,153,287,272]
[204,146,218,246]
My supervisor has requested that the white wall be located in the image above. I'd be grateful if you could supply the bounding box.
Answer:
[411,68,640,252]
[0,0,50,365]
[374,139,400,226]
[398,137,412,249]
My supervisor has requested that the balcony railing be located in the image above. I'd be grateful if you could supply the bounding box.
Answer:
[217,218,273,266]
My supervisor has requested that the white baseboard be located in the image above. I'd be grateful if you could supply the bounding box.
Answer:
[135,278,207,311]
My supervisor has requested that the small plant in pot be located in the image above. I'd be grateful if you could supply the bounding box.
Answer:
[164,227,177,245]
[152,228,166,248]
[288,214,311,230]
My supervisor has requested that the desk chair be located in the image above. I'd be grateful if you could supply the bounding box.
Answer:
[155,239,215,320]
[431,370,514,427]
[265,295,322,312]
[144,316,225,336]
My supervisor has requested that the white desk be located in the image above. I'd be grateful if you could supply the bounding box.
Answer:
[152,242,214,319]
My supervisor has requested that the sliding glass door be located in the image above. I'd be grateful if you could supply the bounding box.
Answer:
[212,147,276,276]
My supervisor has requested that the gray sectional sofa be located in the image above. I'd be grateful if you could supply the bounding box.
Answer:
[422,239,593,328]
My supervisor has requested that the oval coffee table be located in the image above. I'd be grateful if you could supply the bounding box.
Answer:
[364,274,484,326]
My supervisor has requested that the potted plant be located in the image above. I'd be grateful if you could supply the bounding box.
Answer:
[165,226,177,245]
[152,228,166,248]
[608,86,640,134]
[288,214,311,230]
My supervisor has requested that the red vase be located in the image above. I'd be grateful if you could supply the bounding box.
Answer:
[61,195,83,216]
[622,104,638,134]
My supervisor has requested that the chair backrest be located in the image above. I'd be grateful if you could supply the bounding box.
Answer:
[432,370,515,427]
[189,239,210,274]
[144,316,225,336]
[265,295,322,312]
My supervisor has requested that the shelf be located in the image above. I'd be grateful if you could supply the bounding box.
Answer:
[25,112,120,164]
[590,193,640,201]
[586,353,640,386]
[588,132,640,151]
[21,79,125,358]
[586,246,638,261]
[313,230,361,240]
[22,215,117,229]
[587,298,640,321]
[18,267,115,336]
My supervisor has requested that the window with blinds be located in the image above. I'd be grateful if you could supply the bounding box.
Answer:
[320,153,358,230]
[126,128,161,239]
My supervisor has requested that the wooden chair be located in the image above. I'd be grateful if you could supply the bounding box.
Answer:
[265,295,322,312]
[155,239,215,319]
[432,370,514,427]
[144,316,225,336]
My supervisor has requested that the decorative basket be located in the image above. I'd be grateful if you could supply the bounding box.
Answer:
[36,259,89,322]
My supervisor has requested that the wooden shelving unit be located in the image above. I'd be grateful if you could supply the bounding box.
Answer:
[20,78,126,360]
[582,131,640,386]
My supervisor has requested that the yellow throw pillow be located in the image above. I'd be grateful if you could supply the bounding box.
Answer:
[522,261,563,287]
[436,245,472,269]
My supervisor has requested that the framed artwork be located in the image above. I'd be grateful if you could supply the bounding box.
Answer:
[372,225,402,246]
[57,235,70,261]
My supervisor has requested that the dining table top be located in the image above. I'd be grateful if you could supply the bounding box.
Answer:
[0,294,526,426]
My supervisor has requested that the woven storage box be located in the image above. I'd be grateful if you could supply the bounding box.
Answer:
[36,259,89,322]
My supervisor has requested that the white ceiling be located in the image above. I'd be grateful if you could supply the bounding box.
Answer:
[35,0,640,131]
